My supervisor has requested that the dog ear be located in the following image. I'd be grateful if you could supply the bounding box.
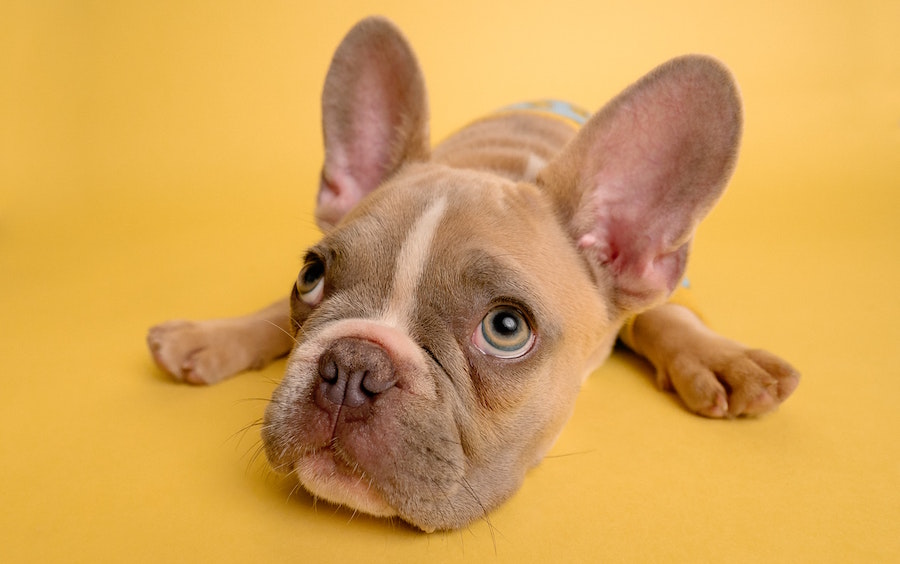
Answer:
[538,55,742,313]
[316,17,430,230]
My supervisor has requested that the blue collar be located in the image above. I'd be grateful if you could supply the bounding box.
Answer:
[499,99,591,127]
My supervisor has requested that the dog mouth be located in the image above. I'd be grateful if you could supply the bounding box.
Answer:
[291,444,398,519]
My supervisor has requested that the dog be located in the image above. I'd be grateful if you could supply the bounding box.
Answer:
[147,16,799,532]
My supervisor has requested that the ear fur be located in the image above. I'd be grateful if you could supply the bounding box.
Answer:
[316,17,430,230]
[537,55,742,313]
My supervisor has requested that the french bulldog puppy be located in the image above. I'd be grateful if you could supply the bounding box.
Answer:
[147,17,799,532]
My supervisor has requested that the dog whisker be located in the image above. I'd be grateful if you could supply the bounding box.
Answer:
[226,417,264,447]
[542,448,595,459]
[234,396,273,404]
[287,480,304,504]
[262,318,301,347]
[246,440,271,471]
[460,476,499,554]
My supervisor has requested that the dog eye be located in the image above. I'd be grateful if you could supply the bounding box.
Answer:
[473,306,535,359]
[296,257,325,306]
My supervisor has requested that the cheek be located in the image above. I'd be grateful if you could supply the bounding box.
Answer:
[517,359,585,465]
[467,355,543,413]
[466,343,566,421]
[465,358,579,472]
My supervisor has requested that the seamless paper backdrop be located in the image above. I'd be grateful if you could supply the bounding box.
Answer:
[2,1,898,562]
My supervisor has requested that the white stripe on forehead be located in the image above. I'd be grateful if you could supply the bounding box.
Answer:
[380,196,448,330]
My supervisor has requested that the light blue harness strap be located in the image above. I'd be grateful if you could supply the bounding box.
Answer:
[500,99,592,126]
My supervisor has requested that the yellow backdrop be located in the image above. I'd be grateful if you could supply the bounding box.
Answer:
[2,1,898,562]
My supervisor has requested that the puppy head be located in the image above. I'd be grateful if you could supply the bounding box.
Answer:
[263,17,741,531]
[265,166,611,531]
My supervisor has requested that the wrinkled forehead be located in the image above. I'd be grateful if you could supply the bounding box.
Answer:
[320,166,592,328]
[350,166,555,270]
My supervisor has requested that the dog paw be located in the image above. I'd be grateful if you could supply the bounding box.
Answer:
[147,320,250,385]
[655,338,800,418]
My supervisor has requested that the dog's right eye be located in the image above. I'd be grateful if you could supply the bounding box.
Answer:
[473,305,535,359]
[296,258,325,306]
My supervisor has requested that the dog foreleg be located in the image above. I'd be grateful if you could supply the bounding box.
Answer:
[147,298,294,385]
[621,304,800,417]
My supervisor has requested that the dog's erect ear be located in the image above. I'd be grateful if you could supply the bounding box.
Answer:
[315,17,430,230]
[538,55,742,313]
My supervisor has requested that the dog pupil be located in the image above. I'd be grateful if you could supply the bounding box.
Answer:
[493,312,518,335]
[303,261,323,284]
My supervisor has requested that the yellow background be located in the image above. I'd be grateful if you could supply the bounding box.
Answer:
[3,1,898,561]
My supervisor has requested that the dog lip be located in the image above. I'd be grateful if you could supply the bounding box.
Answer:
[293,446,397,518]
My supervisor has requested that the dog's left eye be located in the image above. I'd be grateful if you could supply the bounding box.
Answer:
[296,257,325,306]
[473,306,535,359]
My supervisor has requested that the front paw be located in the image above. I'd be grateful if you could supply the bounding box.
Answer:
[657,340,800,418]
[147,320,245,385]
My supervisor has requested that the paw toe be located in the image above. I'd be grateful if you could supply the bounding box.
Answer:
[664,344,800,418]
[146,321,210,383]
[667,358,730,418]
[179,349,220,385]
[746,349,801,401]
[719,349,800,416]
[146,319,248,385]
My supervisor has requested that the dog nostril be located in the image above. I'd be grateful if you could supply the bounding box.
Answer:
[316,338,398,409]
[318,354,338,384]
[362,371,395,395]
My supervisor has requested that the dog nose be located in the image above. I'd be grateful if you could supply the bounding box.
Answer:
[317,338,397,408]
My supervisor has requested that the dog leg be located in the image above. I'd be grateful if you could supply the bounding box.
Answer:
[147,298,294,385]
[621,304,800,417]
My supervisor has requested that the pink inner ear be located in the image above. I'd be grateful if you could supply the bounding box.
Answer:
[578,227,689,305]
[318,73,397,229]
[554,56,741,311]
[576,203,691,306]
[315,17,430,231]
[316,164,363,230]
[318,69,398,229]
[584,96,714,292]
[340,65,400,191]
